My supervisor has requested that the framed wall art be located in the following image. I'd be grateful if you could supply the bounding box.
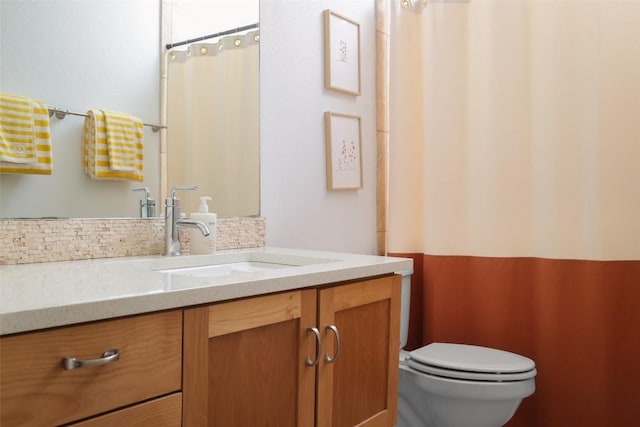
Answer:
[323,10,361,95]
[324,112,363,190]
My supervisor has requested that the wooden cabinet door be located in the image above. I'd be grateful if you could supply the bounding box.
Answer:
[316,276,401,427]
[183,289,318,427]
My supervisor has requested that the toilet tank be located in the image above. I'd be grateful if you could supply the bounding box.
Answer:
[397,268,413,349]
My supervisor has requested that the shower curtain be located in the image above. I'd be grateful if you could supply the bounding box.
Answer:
[167,30,259,217]
[388,1,640,426]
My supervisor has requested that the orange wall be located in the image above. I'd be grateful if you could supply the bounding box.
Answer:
[392,253,640,426]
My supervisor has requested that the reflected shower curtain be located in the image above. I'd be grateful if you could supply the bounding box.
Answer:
[388,1,640,426]
[167,30,259,217]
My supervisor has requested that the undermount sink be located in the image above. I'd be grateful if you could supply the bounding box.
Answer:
[152,250,339,279]
[158,261,294,278]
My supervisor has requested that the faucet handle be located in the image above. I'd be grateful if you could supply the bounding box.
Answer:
[133,187,150,199]
[170,185,197,199]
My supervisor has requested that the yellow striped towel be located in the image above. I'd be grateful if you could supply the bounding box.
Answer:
[102,109,139,172]
[0,93,36,163]
[82,110,143,181]
[0,95,52,175]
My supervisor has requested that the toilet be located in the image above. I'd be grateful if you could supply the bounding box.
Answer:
[397,269,536,427]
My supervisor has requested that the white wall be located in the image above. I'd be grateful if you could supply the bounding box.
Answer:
[168,0,258,42]
[0,0,160,218]
[260,0,378,254]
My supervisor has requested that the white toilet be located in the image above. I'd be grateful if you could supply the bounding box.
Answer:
[397,269,536,427]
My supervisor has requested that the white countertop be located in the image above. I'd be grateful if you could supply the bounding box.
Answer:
[0,247,412,335]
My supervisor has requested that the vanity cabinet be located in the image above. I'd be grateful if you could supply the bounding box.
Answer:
[0,311,182,427]
[183,274,401,427]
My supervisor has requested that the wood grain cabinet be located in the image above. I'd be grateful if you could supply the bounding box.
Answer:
[0,274,400,427]
[0,311,183,427]
[183,275,401,427]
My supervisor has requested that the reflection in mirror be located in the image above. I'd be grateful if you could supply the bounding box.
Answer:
[165,0,260,217]
[0,0,161,219]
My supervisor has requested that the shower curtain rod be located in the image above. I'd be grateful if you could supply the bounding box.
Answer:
[165,22,259,50]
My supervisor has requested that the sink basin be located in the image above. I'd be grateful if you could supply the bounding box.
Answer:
[143,250,339,281]
[158,261,293,278]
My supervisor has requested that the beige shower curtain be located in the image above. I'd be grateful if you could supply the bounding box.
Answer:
[389,0,639,259]
[167,30,259,217]
[388,1,640,426]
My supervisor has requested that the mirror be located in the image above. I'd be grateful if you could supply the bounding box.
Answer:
[0,0,259,219]
[165,0,260,217]
[0,0,161,219]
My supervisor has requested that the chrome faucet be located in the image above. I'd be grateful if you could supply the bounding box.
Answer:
[132,187,156,218]
[164,185,210,256]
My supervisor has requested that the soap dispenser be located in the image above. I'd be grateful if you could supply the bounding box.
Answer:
[189,196,217,254]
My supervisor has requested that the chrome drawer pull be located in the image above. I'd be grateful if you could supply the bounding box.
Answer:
[305,327,322,367]
[324,324,341,364]
[62,349,120,370]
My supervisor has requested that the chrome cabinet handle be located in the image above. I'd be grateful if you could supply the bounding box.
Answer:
[305,327,322,367]
[324,324,341,364]
[62,349,120,370]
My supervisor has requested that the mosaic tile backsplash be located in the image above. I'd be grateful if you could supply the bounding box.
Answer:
[0,217,266,265]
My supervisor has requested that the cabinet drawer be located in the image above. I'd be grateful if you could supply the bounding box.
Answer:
[69,393,182,427]
[0,310,182,427]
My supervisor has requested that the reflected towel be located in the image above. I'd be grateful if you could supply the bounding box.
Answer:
[102,109,141,172]
[0,93,35,163]
[0,95,52,175]
[82,110,143,181]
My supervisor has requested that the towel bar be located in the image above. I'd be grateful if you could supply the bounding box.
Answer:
[47,108,165,132]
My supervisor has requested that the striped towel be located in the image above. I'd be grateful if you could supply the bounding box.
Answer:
[0,93,35,163]
[0,94,52,175]
[103,109,139,172]
[82,110,144,181]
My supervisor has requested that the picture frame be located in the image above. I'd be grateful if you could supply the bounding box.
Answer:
[323,10,361,96]
[324,112,363,190]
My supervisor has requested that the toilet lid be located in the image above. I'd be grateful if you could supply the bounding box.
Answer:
[408,343,536,382]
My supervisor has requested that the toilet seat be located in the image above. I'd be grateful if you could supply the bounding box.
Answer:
[408,343,536,382]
